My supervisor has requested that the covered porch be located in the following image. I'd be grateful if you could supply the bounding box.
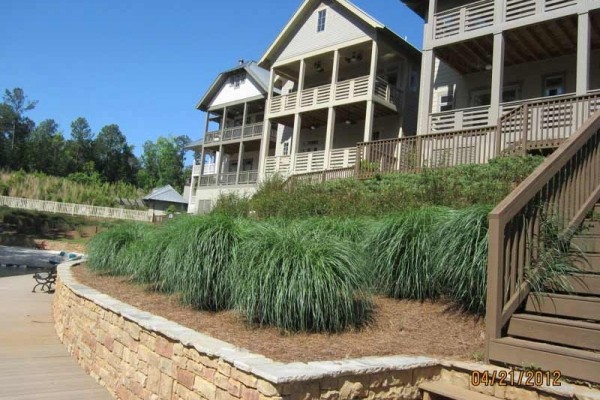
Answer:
[424,11,600,133]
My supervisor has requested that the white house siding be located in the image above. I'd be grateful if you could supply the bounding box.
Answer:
[431,58,465,114]
[210,76,263,108]
[273,0,375,64]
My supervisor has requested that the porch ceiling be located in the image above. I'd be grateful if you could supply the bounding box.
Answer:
[436,15,597,74]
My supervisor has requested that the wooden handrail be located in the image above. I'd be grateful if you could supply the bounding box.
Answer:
[486,109,600,358]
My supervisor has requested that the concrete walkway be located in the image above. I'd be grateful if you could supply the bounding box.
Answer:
[0,274,112,399]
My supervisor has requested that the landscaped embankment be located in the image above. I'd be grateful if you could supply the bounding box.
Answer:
[53,262,588,400]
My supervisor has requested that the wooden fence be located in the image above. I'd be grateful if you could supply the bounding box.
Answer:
[0,196,153,222]
[286,167,355,188]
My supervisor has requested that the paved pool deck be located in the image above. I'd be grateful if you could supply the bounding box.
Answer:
[0,272,112,399]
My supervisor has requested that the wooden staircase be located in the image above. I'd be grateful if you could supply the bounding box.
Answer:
[486,110,600,385]
[488,205,600,383]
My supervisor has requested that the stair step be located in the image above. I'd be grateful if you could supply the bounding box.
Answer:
[488,337,600,384]
[573,253,600,273]
[508,313,600,351]
[419,381,496,400]
[572,235,600,253]
[562,274,600,295]
[524,293,600,321]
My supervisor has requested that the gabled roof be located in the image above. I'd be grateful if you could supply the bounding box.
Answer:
[143,185,188,205]
[196,61,270,111]
[259,0,420,68]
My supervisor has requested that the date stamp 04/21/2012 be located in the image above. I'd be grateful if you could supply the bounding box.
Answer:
[471,369,562,387]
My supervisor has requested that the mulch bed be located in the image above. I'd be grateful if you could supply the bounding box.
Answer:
[72,264,485,363]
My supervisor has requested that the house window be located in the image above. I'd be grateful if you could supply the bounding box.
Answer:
[410,69,419,93]
[229,72,246,89]
[317,9,327,32]
[544,74,565,97]
[283,142,290,155]
[439,93,454,112]
[243,159,254,171]
[469,84,521,107]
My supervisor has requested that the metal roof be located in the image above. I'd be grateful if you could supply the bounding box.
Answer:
[143,185,188,205]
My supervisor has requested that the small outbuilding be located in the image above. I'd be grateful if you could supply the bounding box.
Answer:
[142,185,188,213]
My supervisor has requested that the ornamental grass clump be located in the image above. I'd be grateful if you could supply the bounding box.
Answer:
[232,222,372,332]
[87,222,149,275]
[368,207,450,300]
[297,217,372,244]
[432,205,492,314]
[159,214,245,311]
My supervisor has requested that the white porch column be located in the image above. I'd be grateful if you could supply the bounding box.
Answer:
[220,106,228,141]
[416,50,435,134]
[324,107,336,169]
[241,102,248,137]
[216,144,224,179]
[298,59,306,93]
[364,40,379,142]
[489,33,505,125]
[258,68,276,179]
[199,146,206,176]
[364,101,375,142]
[330,50,340,100]
[291,113,302,172]
[368,40,379,97]
[236,141,244,185]
[577,12,590,95]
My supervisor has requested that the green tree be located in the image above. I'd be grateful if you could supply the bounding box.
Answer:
[138,135,190,191]
[94,124,138,184]
[69,117,94,168]
[26,119,70,175]
[1,88,37,169]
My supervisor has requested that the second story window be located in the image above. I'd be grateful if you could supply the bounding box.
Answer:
[317,9,327,32]
[283,142,290,155]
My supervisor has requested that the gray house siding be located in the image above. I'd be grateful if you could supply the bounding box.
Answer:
[273,0,375,64]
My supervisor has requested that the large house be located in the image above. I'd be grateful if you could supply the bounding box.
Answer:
[186,0,421,213]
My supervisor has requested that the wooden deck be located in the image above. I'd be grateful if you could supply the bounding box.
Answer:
[0,274,111,400]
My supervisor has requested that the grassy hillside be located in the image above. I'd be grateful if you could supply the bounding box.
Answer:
[214,155,545,218]
[0,170,146,208]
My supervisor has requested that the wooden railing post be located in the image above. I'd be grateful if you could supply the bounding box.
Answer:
[521,104,529,155]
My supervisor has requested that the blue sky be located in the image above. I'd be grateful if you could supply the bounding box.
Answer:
[0,0,423,160]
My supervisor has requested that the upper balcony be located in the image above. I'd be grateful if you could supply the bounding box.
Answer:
[202,122,277,146]
[268,76,402,117]
[431,0,589,45]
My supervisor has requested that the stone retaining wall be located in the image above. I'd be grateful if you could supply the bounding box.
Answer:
[53,263,441,400]
[53,263,593,400]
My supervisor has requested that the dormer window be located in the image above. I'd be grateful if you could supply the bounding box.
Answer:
[317,9,327,32]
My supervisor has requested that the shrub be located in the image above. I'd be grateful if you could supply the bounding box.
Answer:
[158,214,245,311]
[432,205,492,314]
[212,192,251,218]
[368,208,450,300]
[87,222,149,275]
[232,222,372,332]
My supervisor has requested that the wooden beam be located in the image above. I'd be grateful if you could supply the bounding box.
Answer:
[555,18,577,49]
[521,26,556,58]
[504,31,537,62]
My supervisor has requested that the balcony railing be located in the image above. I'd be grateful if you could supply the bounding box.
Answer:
[192,162,215,176]
[265,147,357,176]
[433,0,579,40]
[198,170,258,187]
[269,76,398,115]
[203,123,273,145]
[430,90,600,133]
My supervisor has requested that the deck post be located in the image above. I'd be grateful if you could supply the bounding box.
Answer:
[236,141,244,185]
[577,12,590,96]
[258,68,276,179]
[324,107,335,169]
[417,50,435,134]
[489,32,505,125]
[291,113,302,173]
